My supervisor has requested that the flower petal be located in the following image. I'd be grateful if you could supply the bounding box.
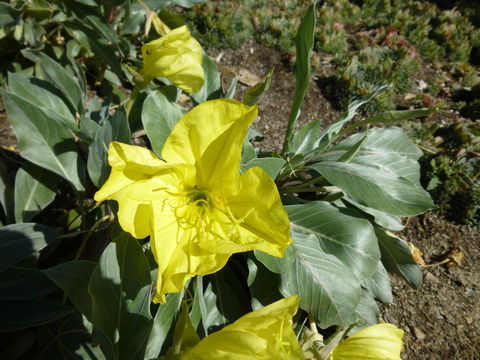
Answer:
[141,25,204,93]
[181,296,304,360]
[213,166,292,257]
[94,142,193,239]
[331,323,404,360]
[150,199,230,303]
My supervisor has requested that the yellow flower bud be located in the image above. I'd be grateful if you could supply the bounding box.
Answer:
[141,25,204,93]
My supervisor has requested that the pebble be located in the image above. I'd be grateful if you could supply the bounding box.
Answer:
[465,288,476,297]
[412,327,426,341]
[424,272,438,282]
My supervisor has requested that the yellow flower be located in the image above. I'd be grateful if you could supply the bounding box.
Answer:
[94,99,291,303]
[329,323,404,360]
[141,25,204,93]
[165,296,304,360]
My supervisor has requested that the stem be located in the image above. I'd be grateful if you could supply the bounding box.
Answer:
[73,215,111,261]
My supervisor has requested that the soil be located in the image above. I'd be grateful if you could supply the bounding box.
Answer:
[1,40,478,359]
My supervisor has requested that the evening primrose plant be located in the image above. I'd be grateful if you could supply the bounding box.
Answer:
[1,1,435,359]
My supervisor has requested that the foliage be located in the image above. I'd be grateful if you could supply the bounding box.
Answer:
[1,1,436,359]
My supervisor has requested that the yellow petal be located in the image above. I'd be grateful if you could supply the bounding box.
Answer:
[162,99,258,195]
[94,142,192,239]
[217,166,291,257]
[330,323,404,360]
[181,296,304,360]
[150,198,230,303]
[141,25,204,93]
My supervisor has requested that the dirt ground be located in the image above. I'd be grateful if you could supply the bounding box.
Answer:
[210,41,480,360]
[1,41,478,359]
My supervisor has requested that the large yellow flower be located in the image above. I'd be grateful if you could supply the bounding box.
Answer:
[141,25,204,93]
[95,99,291,303]
[163,296,304,360]
[329,323,404,360]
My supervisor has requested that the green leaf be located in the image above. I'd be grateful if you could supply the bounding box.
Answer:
[353,290,379,330]
[241,157,286,180]
[0,2,22,27]
[44,260,97,320]
[0,156,15,224]
[195,264,251,335]
[315,85,390,152]
[247,256,282,310]
[375,228,422,289]
[224,75,239,99]
[89,231,153,360]
[278,231,362,328]
[283,1,316,152]
[289,120,322,155]
[0,300,72,332]
[319,127,424,183]
[165,303,200,358]
[3,92,86,192]
[0,267,57,300]
[340,107,439,137]
[310,161,435,216]
[0,223,58,272]
[88,108,131,187]
[361,262,393,303]
[342,197,405,231]
[7,72,78,130]
[14,162,57,223]
[142,90,186,156]
[35,312,105,360]
[191,55,221,104]
[287,202,380,280]
[36,53,84,115]
[144,292,183,360]
[242,68,274,106]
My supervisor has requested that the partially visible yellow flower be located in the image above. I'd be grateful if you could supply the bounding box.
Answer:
[94,99,291,303]
[330,323,404,360]
[141,25,204,93]
[167,296,304,360]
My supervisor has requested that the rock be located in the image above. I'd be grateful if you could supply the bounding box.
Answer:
[412,327,426,341]
[425,272,438,282]
[465,288,476,297]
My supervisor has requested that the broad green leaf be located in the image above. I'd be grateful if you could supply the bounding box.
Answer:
[224,75,239,99]
[0,300,72,332]
[14,162,57,223]
[191,55,221,104]
[35,312,105,360]
[315,85,390,152]
[195,264,251,335]
[142,90,186,156]
[144,292,183,360]
[164,304,200,358]
[247,256,282,310]
[3,92,86,192]
[289,120,322,155]
[287,201,381,280]
[283,1,316,151]
[0,2,22,27]
[279,231,362,328]
[242,68,274,106]
[241,157,286,180]
[0,267,57,300]
[375,228,422,289]
[89,232,153,360]
[88,108,131,187]
[310,161,434,216]
[340,107,439,136]
[318,127,424,183]
[0,223,58,272]
[353,290,379,330]
[0,332,36,360]
[342,197,405,231]
[7,72,78,130]
[361,262,393,303]
[44,260,97,320]
[0,156,15,224]
[36,53,84,115]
